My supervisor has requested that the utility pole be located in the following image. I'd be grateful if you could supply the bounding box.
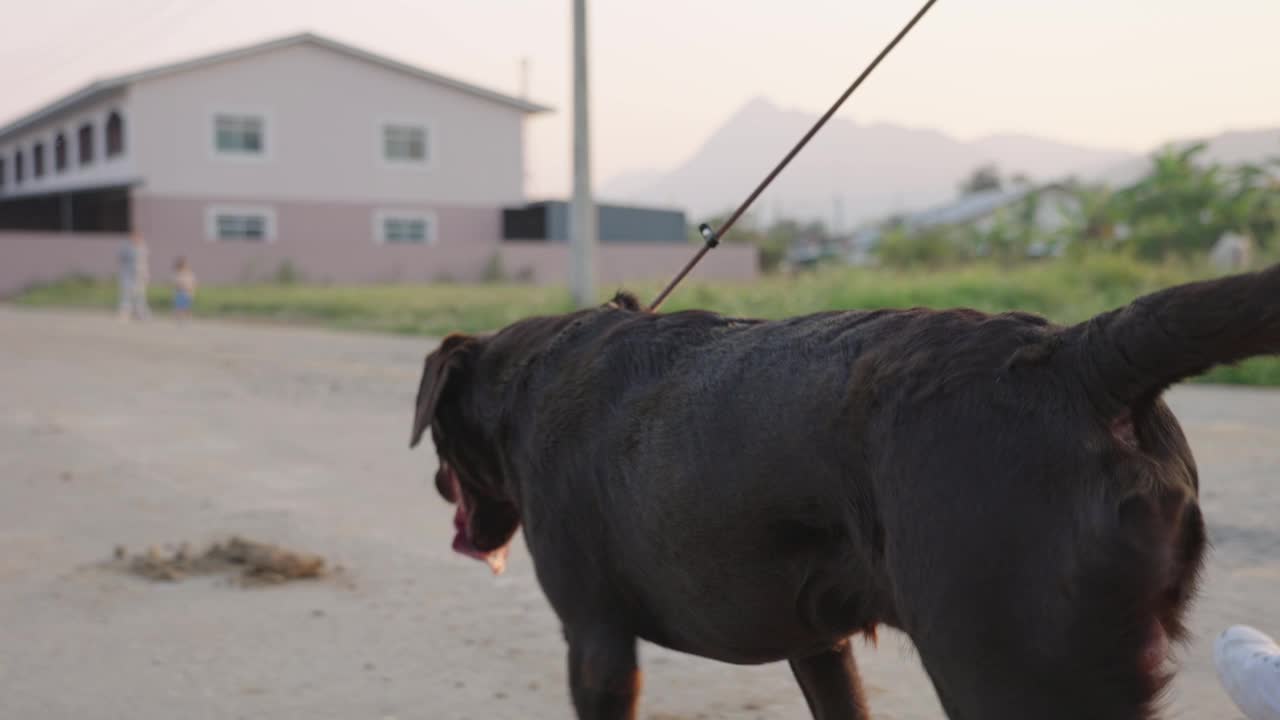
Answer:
[518,56,530,99]
[570,0,597,307]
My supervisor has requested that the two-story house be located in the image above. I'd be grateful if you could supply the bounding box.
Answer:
[0,32,757,294]
[0,32,543,286]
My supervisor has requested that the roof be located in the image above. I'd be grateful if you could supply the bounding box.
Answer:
[906,187,1033,229]
[904,181,1071,230]
[0,32,551,142]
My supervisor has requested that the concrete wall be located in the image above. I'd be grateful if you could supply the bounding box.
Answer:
[0,231,126,296]
[499,241,757,286]
[128,42,527,206]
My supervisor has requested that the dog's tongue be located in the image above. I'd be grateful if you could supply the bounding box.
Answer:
[448,477,508,575]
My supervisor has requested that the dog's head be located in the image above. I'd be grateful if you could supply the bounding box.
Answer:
[409,295,647,574]
[410,332,520,575]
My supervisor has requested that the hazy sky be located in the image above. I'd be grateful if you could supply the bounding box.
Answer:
[4,0,1278,197]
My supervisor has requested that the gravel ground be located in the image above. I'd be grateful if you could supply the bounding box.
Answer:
[0,306,1276,719]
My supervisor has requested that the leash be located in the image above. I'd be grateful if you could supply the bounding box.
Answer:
[647,0,941,311]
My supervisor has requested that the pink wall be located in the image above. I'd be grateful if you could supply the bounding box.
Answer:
[133,195,500,285]
[499,242,758,286]
[1,199,757,296]
[0,232,127,296]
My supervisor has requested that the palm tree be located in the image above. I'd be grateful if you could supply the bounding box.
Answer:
[1121,143,1223,259]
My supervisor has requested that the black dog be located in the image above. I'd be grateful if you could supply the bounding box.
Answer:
[411,264,1280,719]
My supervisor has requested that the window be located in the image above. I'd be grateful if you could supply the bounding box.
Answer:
[106,112,125,157]
[375,211,436,245]
[216,214,267,240]
[54,133,68,172]
[78,123,94,166]
[33,142,46,178]
[14,149,23,183]
[0,157,6,190]
[214,114,264,155]
[206,206,276,242]
[382,124,427,163]
[382,217,429,243]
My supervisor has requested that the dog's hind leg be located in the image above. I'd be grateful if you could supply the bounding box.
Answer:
[566,624,641,720]
[789,641,871,720]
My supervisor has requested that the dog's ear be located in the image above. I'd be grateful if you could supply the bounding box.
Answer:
[434,463,458,502]
[410,333,474,449]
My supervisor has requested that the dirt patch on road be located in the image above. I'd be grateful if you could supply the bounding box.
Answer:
[109,537,331,586]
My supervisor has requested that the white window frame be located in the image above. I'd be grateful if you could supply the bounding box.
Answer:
[210,109,272,161]
[377,118,433,169]
[205,205,277,242]
[373,209,437,246]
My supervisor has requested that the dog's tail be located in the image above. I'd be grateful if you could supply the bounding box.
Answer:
[1069,262,1280,415]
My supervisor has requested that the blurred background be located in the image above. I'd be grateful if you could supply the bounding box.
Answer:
[1,2,1278,719]
[2,0,1280,315]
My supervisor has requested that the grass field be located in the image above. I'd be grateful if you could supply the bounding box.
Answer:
[16,255,1280,386]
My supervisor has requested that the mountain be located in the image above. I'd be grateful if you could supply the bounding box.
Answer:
[596,169,666,199]
[598,97,1136,226]
[1097,127,1280,187]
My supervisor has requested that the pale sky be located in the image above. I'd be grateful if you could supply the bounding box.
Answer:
[4,0,1278,198]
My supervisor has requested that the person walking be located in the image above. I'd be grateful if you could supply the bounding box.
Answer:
[117,231,151,321]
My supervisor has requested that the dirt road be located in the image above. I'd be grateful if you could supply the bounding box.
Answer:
[1,307,1276,719]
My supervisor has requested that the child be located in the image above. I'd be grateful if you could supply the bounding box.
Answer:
[172,256,197,321]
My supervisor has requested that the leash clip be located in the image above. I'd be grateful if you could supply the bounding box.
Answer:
[699,223,719,248]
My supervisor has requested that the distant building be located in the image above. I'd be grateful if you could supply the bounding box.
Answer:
[503,201,687,245]
[0,33,755,293]
[841,183,1081,264]
[1211,231,1253,271]
[900,184,1077,239]
[843,225,883,266]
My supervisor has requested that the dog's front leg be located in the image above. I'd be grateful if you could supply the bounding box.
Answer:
[789,641,871,720]
[566,624,640,720]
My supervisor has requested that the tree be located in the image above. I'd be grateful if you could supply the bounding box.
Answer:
[1114,143,1224,259]
[958,164,1002,196]
[1216,162,1280,250]
[968,192,1043,265]
[876,225,972,269]
[1060,182,1121,257]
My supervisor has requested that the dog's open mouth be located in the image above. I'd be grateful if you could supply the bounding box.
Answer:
[451,500,509,575]
[439,466,510,575]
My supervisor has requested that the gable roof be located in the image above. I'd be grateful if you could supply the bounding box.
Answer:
[0,32,551,142]
[903,181,1072,230]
